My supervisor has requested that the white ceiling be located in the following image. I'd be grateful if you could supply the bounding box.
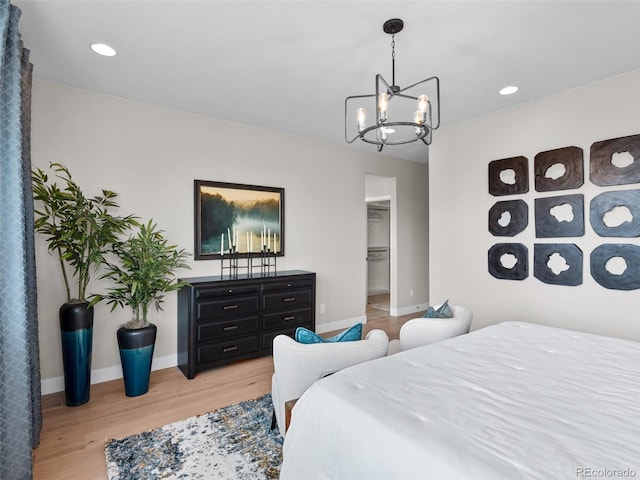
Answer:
[14,1,640,163]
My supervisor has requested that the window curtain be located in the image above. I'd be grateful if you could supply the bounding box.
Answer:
[0,1,41,479]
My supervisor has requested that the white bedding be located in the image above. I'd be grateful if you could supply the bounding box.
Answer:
[280,322,640,479]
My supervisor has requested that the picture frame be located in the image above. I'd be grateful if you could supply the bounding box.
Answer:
[194,180,285,260]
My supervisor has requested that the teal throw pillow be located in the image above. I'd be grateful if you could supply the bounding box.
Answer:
[294,327,325,344]
[295,323,363,344]
[423,300,453,318]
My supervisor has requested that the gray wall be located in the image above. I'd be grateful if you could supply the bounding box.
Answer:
[31,80,429,392]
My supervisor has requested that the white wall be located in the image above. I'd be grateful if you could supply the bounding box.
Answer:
[31,81,429,392]
[430,69,640,341]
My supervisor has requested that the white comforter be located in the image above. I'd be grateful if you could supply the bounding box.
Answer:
[280,322,640,479]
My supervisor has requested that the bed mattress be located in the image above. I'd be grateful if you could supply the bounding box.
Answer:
[279,321,640,479]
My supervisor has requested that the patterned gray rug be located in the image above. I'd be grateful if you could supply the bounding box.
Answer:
[105,394,283,480]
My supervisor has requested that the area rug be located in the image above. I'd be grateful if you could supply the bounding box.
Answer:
[105,393,283,480]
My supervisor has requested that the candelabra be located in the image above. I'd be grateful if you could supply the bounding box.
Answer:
[258,245,277,276]
[220,246,251,278]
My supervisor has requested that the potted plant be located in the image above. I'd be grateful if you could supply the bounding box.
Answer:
[32,163,136,406]
[97,220,190,397]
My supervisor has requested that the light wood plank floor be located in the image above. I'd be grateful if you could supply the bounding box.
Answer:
[33,312,419,480]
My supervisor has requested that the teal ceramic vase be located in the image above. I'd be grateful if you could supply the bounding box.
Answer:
[117,323,157,397]
[59,302,94,406]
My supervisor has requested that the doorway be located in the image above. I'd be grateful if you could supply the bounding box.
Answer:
[366,200,390,319]
[365,174,396,320]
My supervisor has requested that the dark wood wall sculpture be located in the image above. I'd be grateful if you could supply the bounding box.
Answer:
[534,146,584,192]
[589,190,640,237]
[590,244,640,290]
[534,243,583,286]
[488,156,529,196]
[487,132,640,290]
[488,200,528,236]
[590,134,640,186]
[488,243,528,280]
[534,194,584,238]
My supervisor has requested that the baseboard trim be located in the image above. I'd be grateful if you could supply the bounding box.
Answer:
[40,353,178,395]
[391,302,428,317]
[316,315,368,334]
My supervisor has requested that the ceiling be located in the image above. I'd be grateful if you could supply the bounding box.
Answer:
[13,1,640,163]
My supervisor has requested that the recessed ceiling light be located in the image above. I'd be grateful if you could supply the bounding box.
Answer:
[90,43,117,57]
[499,86,519,96]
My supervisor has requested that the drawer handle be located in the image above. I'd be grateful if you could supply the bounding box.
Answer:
[223,346,238,353]
[283,316,296,321]
[223,325,238,331]
[223,304,239,310]
[283,297,296,302]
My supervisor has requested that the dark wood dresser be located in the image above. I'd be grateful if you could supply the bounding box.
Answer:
[177,270,316,379]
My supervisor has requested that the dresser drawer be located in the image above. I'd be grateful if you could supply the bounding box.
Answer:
[262,278,314,292]
[195,284,261,299]
[262,307,312,330]
[197,295,259,320]
[196,316,259,342]
[261,324,312,350]
[197,335,260,364]
[262,289,311,312]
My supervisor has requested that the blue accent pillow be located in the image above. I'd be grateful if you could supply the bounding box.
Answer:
[423,300,453,318]
[295,323,363,344]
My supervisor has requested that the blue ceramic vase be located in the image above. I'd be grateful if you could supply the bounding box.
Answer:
[59,302,94,406]
[117,323,157,397]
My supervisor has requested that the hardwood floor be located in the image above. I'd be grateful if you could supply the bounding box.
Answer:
[33,312,419,479]
[366,293,390,320]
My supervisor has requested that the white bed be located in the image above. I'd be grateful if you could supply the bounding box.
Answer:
[279,322,640,479]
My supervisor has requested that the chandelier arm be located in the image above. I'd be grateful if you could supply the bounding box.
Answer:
[344,93,377,143]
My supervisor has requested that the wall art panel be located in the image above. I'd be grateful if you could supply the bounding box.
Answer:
[589,189,640,237]
[488,243,528,280]
[488,199,528,236]
[590,133,640,186]
[534,146,584,192]
[534,243,583,286]
[590,244,640,290]
[488,156,529,196]
[534,194,584,238]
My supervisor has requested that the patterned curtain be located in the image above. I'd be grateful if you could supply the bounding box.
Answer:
[0,1,41,479]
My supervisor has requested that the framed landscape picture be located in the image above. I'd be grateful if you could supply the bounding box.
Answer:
[194,180,284,260]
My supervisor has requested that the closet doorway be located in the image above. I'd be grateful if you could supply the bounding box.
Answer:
[365,174,396,321]
[367,200,390,319]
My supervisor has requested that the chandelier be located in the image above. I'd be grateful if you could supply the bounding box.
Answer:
[345,18,440,152]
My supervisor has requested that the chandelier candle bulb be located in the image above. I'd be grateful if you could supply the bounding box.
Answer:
[418,94,429,114]
[378,93,389,122]
[356,107,366,132]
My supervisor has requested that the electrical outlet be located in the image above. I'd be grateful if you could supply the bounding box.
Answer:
[409,289,414,298]
[320,304,326,314]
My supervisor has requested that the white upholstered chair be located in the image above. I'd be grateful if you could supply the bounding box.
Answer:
[387,304,473,355]
[271,329,389,435]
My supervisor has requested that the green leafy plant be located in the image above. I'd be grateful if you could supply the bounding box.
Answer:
[32,162,137,303]
[98,220,191,329]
